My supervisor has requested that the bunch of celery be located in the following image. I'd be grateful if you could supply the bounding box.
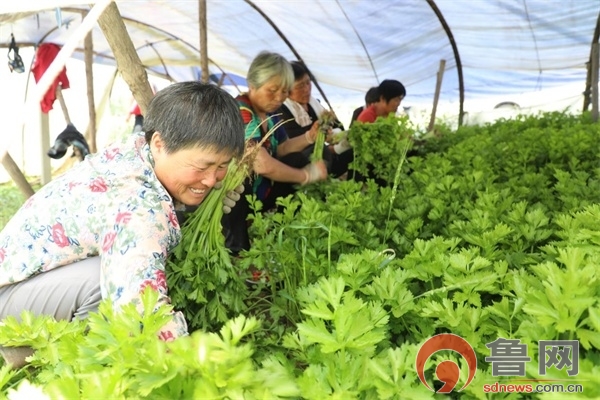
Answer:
[166,156,251,330]
[311,110,336,161]
[166,119,285,331]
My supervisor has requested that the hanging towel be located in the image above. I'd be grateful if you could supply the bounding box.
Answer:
[283,96,328,128]
[283,98,312,127]
[31,43,70,113]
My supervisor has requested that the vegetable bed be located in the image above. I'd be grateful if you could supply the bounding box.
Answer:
[2,112,599,399]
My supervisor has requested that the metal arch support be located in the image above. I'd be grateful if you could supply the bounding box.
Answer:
[243,0,334,112]
[57,7,239,90]
[583,10,600,112]
[425,0,465,126]
[335,0,379,83]
[115,14,242,91]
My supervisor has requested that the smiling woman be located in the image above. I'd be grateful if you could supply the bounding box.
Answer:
[0,81,245,368]
[151,142,232,207]
[143,83,244,206]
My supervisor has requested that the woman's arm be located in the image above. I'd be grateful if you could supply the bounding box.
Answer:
[277,122,319,157]
[100,204,188,341]
[278,105,308,139]
[253,147,310,184]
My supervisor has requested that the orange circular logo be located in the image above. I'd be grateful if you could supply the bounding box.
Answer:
[415,333,477,393]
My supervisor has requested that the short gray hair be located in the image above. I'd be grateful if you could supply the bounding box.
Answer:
[144,82,245,158]
[246,51,294,91]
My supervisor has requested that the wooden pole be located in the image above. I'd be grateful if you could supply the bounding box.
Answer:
[1,153,34,198]
[199,0,209,83]
[583,61,592,112]
[84,30,97,153]
[583,12,600,112]
[55,85,71,124]
[97,2,154,114]
[592,43,599,122]
[40,112,52,185]
[428,59,446,132]
[54,69,119,177]
[1,0,110,198]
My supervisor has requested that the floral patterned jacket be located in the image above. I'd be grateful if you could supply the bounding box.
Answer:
[0,132,187,340]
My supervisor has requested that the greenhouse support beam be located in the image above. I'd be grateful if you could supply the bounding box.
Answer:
[428,59,446,132]
[40,112,51,185]
[55,85,71,125]
[26,7,241,92]
[1,153,34,198]
[53,69,119,178]
[0,0,111,186]
[84,29,97,154]
[244,0,334,113]
[583,11,600,112]
[425,0,464,126]
[97,2,154,114]
[199,0,209,84]
[592,43,598,122]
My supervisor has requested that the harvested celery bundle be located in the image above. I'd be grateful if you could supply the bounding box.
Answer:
[166,118,286,330]
[310,110,336,161]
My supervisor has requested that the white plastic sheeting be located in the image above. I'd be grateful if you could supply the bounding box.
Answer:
[1,0,599,115]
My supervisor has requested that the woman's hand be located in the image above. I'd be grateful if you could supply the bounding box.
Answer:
[214,181,244,213]
[304,121,320,145]
[301,160,328,185]
[327,127,342,143]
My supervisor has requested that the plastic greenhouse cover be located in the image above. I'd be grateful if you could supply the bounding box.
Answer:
[1,0,598,118]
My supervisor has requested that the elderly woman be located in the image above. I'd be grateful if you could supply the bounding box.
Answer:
[222,51,327,255]
[278,61,352,178]
[0,82,245,367]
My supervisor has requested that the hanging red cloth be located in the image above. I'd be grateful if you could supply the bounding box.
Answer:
[31,43,70,113]
[130,102,142,117]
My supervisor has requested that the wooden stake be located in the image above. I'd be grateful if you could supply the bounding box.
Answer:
[592,43,598,122]
[1,153,34,198]
[97,2,154,114]
[40,112,52,185]
[55,85,71,125]
[199,0,209,83]
[84,30,97,153]
[428,59,446,132]
[54,69,119,177]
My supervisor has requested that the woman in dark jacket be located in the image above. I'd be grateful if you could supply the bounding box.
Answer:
[278,61,352,178]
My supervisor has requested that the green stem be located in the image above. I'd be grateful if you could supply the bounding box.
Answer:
[383,139,411,243]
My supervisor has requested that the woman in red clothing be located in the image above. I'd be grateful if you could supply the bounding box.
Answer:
[350,86,380,127]
[356,79,406,123]
[352,79,406,186]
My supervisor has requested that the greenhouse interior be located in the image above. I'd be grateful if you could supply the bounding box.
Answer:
[1,1,599,398]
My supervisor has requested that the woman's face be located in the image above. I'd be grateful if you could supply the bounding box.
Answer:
[150,133,232,206]
[382,96,403,116]
[249,76,289,114]
[288,74,311,105]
